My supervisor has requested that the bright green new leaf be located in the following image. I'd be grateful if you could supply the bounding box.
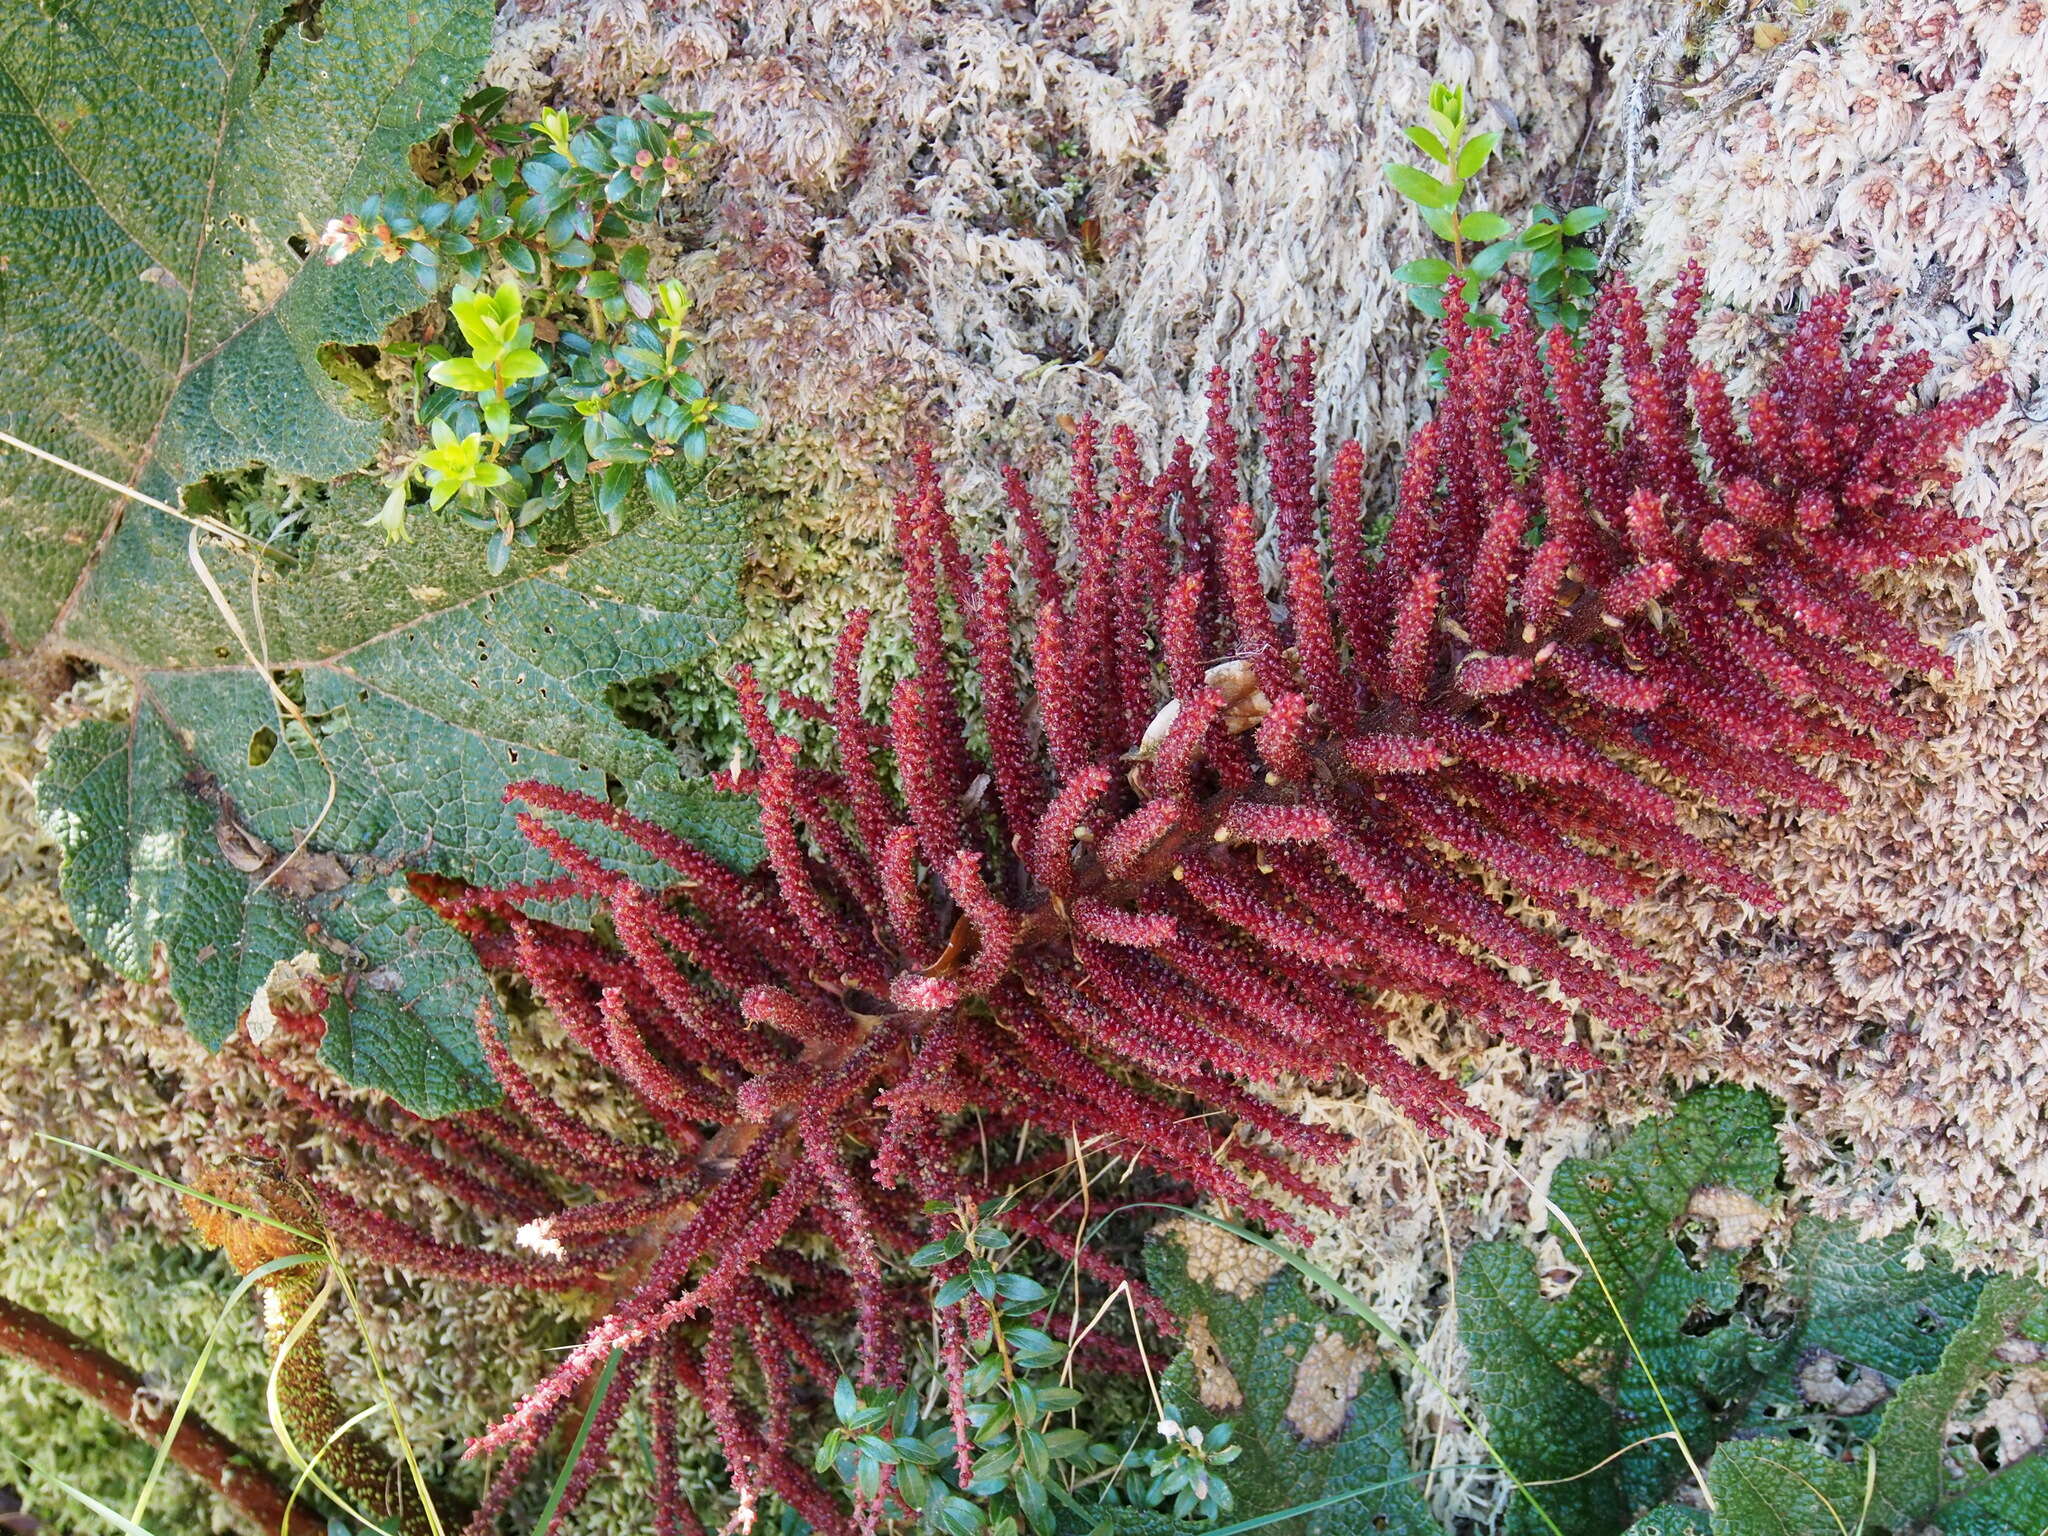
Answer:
[1402,124,1449,164]
[497,348,548,384]
[1386,163,1459,209]
[1458,210,1512,242]
[420,428,490,481]
[448,280,522,362]
[0,0,492,650]
[1454,131,1500,179]
[427,357,499,393]
[1564,205,1612,235]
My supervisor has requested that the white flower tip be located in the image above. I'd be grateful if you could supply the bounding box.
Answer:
[516,1218,565,1258]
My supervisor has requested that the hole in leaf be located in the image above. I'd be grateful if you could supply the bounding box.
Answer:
[1679,1302,1732,1338]
[248,725,279,767]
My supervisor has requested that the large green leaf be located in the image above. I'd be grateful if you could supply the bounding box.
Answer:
[0,0,492,651]
[1623,1508,1710,1535]
[1864,1277,2048,1532]
[36,480,753,1115]
[1459,1085,1785,1534]
[1457,1085,2048,1536]
[1703,1439,1863,1536]
[1145,1222,1443,1536]
[6,0,760,1114]
[1779,1220,1986,1385]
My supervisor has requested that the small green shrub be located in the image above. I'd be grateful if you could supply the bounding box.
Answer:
[818,1196,1228,1536]
[325,91,759,568]
[1384,82,1610,338]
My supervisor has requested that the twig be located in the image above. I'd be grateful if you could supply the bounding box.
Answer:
[0,1294,326,1536]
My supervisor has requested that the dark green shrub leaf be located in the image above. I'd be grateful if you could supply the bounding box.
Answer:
[1392,259,1455,285]
[1468,241,1519,279]
[1458,210,1513,242]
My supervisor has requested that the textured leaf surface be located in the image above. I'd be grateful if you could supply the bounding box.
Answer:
[1458,1086,2048,1536]
[1734,1219,1986,1444]
[1703,1439,1863,1536]
[1146,1222,1442,1536]
[1780,1220,1986,1385]
[1458,1240,1627,1535]
[37,483,752,1114]
[1865,1277,2046,1532]
[8,0,760,1113]
[0,0,492,650]
[1622,1507,1710,1535]
[1937,1460,2048,1536]
[1459,1085,1784,1534]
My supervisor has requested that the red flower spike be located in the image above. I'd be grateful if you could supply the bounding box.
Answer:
[1457,654,1537,697]
[1517,540,1575,638]
[1097,795,1192,880]
[1341,733,1444,774]
[1599,559,1680,618]
[1546,643,1666,712]
[1253,690,1317,782]
[1466,495,1531,652]
[1284,543,1352,729]
[1699,519,1755,563]
[1388,565,1442,702]
[258,273,1999,1533]
[1072,898,1178,947]
[967,543,1046,856]
[1325,438,1373,656]
[1219,502,1292,696]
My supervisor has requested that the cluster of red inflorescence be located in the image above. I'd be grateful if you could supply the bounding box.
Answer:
[258,270,2003,1533]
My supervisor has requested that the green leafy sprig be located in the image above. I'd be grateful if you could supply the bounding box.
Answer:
[322,88,709,299]
[1384,82,1611,339]
[818,1197,1233,1536]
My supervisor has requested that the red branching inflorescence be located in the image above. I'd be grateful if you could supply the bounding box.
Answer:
[256,269,2003,1532]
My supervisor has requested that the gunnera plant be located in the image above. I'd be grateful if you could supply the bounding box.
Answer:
[253,269,2004,1533]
